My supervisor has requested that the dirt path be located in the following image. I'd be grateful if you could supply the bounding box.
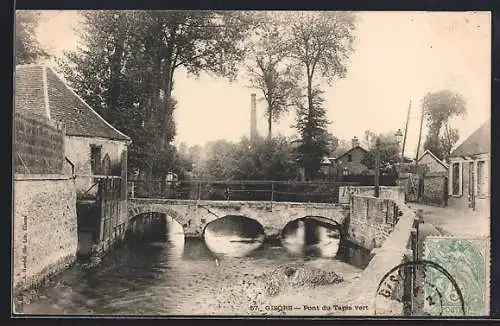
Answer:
[406,203,489,237]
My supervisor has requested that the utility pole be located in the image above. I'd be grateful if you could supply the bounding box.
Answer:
[375,138,381,197]
[401,100,411,159]
[415,101,425,161]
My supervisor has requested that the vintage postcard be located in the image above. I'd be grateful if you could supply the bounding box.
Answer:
[12,10,490,317]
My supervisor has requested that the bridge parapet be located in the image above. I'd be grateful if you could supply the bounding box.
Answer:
[335,198,418,316]
[128,198,349,237]
[128,179,360,204]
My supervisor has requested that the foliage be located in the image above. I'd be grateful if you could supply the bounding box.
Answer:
[363,130,377,149]
[233,136,299,180]
[286,12,357,86]
[177,136,299,181]
[360,130,401,170]
[58,10,254,179]
[198,139,239,180]
[294,88,331,180]
[325,133,340,157]
[286,11,357,180]
[331,138,351,158]
[439,123,460,162]
[422,90,467,160]
[246,18,301,139]
[15,11,50,64]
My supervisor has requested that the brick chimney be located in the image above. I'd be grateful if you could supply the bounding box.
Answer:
[250,93,257,141]
[352,136,359,148]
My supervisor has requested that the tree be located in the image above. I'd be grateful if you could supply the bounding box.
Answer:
[294,88,331,180]
[286,11,357,180]
[361,131,400,170]
[325,133,340,157]
[233,136,298,180]
[15,11,50,64]
[440,123,460,162]
[422,90,467,160]
[363,130,377,149]
[331,139,351,158]
[58,10,255,179]
[246,19,301,139]
[198,140,239,180]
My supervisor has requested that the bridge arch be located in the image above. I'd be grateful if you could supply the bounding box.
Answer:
[128,199,349,238]
[128,201,225,236]
[128,205,184,228]
[201,214,265,237]
[280,215,344,239]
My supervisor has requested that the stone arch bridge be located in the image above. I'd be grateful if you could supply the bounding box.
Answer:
[128,198,350,237]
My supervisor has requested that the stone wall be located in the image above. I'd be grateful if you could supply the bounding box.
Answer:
[347,196,400,250]
[339,186,405,204]
[339,201,417,316]
[14,111,65,175]
[339,186,375,204]
[422,174,447,206]
[13,174,78,293]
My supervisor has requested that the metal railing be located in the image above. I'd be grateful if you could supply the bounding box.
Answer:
[128,179,361,204]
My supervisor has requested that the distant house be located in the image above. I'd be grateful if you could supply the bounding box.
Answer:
[417,150,448,175]
[334,137,372,176]
[320,156,335,177]
[15,64,132,197]
[447,120,490,215]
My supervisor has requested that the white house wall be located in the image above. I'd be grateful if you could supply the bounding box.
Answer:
[448,153,490,216]
[65,135,127,196]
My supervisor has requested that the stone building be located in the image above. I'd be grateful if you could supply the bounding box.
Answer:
[334,137,372,176]
[416,150,448,175]
[15,64,132,258]
[447,120,490,215]
[13,108,77,295]
[15,64,131,197]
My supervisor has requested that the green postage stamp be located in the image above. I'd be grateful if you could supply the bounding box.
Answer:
[423,236,490,316]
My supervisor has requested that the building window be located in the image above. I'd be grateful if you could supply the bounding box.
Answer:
[451,162,461,196]
[90,145,102,175]
[347,154,352,162]
[477,160,487,196]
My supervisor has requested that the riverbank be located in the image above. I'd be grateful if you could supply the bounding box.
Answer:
[13,238,363,316]
[179,257,362,316]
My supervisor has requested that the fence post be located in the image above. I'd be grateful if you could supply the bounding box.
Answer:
[402,249,414,316]
[270,181,274,211]
[412,217,424,315]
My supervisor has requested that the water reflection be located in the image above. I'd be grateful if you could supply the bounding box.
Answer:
[16,223,367,315]
[203,215,265,258]
[281,217,342,258]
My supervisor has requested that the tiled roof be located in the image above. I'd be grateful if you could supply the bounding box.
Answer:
[450,120,490,157]
[15,65,47,118]
[15,64,130,142]
[335,145,368,160]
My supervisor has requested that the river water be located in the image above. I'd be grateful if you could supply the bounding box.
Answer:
[15,219,366,316]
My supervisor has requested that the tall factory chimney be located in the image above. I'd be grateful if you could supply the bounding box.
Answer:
[250,93,258,141]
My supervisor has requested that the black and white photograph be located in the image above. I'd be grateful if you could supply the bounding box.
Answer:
[12,10,491,317]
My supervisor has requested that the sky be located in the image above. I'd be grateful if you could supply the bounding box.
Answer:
[34,11,491,158]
